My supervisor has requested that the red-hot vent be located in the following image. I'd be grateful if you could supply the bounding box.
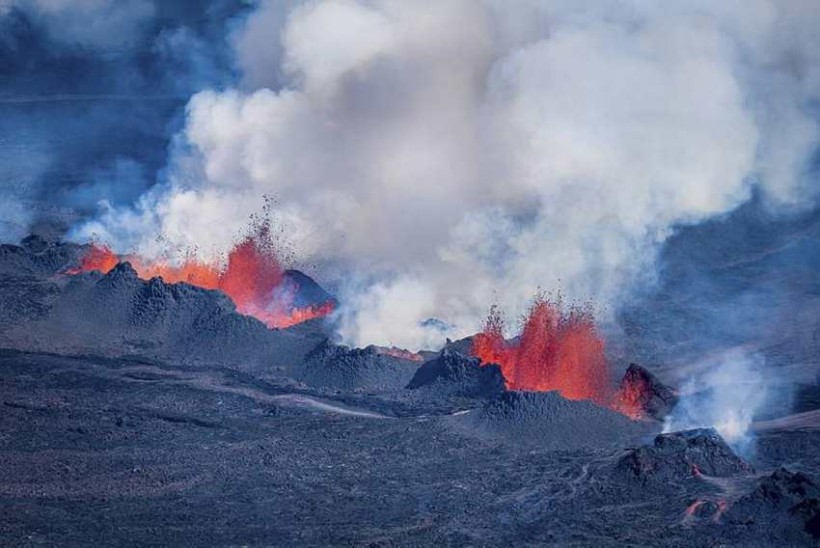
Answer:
[67,234,334,329]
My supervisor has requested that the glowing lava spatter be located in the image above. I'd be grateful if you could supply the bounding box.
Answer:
[66,244,119,275]
[613,372,653,420]
[68,233,334,329]
[375,346,425,362]
[471,296,611,405]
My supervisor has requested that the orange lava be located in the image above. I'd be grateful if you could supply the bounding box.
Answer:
[68,234,334,329]
[375,346,425,362]
[66,244,119,275]
[684,498,729,522]
[685,500,706,518]
[255,300,336,329]
[471,296,611,405]
[612,373,653,420]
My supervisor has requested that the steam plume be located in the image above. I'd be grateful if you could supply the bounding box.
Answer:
[663,349,778,455]
[65,0,820,352]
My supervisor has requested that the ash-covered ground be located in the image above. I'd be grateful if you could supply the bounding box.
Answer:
[1,227,820,546]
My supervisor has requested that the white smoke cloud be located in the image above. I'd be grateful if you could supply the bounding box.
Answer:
[231,0,297,91]
[72,0,820,350]
[663,349,777,455]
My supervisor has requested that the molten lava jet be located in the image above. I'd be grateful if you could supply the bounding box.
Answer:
[471,296,611,405]
[68,234,335,329]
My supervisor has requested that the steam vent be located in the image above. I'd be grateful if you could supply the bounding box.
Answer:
[2,1,820,546]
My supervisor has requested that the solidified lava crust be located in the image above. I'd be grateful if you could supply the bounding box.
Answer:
[0,239,819,546]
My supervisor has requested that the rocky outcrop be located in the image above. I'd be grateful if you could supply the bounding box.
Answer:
[0,236,85,278]
[614,363,678,420]
[464,390,654,450]
[299,340,419,391]
[727,467,820,541]
[0,259,324,370]
[616,428,752,482]
[406,348,505,399]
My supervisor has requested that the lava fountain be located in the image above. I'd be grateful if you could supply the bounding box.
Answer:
[471,296,662,418]
[471,296,611,405]
[67,231,335,329]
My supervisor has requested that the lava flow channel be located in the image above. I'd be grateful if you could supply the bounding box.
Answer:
[67,236,335,329]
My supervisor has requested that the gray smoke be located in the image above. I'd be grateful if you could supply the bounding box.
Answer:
[69,0,820,352]
[663,349,775,455]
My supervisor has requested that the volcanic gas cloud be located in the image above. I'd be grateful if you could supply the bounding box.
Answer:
[68,230,335,329]
[471,296,649,416]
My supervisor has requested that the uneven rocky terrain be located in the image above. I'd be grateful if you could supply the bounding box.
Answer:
[1,235,819,546]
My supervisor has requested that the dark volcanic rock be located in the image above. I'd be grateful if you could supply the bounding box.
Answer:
[616,428,752,482]
[460,390,654,450]
[0,241,341,372]
[20,234,50,254]
[2,239,820,545]
[793,498,820,539]
[616,363,678,420]
[726,467,820,541]
[406,348,505,398]
[688,499,725,520]
[441,336,474,356]
[299,340,419,391]
[283,269,337,309]
[0,261,324,370]
[0,237,85,278]
[734,467,819,511]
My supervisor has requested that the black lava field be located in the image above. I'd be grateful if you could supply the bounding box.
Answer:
[2,220,820,547]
